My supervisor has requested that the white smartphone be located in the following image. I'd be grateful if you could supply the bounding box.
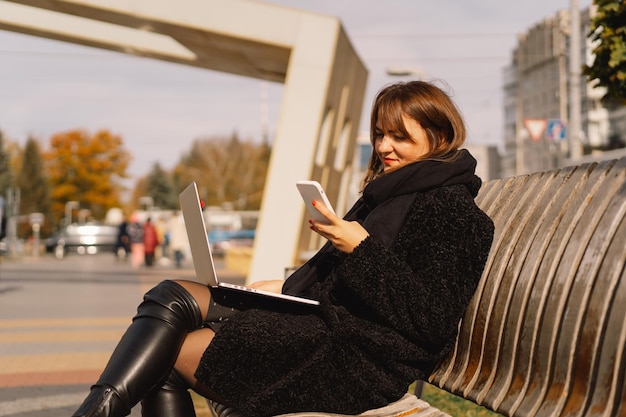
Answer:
[296,180,336,224]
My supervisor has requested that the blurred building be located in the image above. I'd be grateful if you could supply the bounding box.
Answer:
[502,4,625,177]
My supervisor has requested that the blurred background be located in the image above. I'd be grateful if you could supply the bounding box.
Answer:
[0,0,624,267]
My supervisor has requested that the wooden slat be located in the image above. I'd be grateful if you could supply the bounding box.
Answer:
[492,165,593,411]
[430,157,626,417]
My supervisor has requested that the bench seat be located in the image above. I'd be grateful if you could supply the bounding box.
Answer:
[209,157,626,417]
[209,394,450,417]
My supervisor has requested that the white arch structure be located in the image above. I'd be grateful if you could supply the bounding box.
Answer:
[0,0,368,281]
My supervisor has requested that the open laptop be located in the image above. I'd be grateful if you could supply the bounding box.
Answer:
[179,182,319,310]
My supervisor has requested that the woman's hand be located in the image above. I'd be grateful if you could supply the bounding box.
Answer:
[247,280,285,294]
[308,200,369,253]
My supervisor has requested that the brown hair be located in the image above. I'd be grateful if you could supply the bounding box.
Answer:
[362,81,466,187]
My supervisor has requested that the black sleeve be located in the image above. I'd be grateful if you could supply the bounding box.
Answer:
[333,186,494,347]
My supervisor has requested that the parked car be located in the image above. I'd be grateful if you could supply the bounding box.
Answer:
[45,223,119,259]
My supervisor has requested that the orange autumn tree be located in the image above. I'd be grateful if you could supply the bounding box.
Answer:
[46,129,131,226]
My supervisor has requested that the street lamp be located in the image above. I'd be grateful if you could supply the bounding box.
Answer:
[139,196,154,212]
[78,209,91,224]
[386,67,426,79]
[65,201,79,226]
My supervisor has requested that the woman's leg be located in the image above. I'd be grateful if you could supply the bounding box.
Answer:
[139,279,234,415]
[137,281,224,417]
[163,326,234,407]
[176,327,225,401]
[140,369,198,417]
[72,280,211,417]
[171,280,212,385]
[139,325,228,417]
[145,278,234,407]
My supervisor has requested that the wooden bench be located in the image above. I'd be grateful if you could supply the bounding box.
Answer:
[209,157,626,417]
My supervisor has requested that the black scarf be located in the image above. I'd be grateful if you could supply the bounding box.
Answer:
[282,149,481,296]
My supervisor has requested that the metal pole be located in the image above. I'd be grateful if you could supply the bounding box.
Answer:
[65,201,78,226]
[7,188,19,257]
[260,81,269,144]
[569,0,584,159]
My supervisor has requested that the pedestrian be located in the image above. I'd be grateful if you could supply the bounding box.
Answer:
[126,213,144,269]
[155,217,169,260]
[142,217,159,267]
[167,210,187,268]
[114,217,130,259]
[71,80,495,417]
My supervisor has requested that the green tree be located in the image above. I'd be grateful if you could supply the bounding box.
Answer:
[0,130,13,239]
[45,129,131,225]
[583,0,626,102]
[173,134,271,210]
[0,130,13,198]
[16,137,51,237]
[146,162,177,210]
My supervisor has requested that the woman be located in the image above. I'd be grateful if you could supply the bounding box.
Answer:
[142,217,159,267]
[72,81,494,417]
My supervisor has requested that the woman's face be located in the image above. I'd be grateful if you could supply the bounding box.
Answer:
[374,113,430,172]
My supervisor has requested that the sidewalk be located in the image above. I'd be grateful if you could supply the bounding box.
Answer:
[0,253,244,416]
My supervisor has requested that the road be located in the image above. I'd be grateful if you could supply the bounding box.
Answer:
[0,252,244,417]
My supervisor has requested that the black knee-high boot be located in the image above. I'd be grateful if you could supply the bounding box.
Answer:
[141,369,196,417]
[72,280,203,417]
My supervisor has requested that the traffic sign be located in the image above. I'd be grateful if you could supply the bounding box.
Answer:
[546,119,567,141]
[524,118,548,142]
[29,212,45,225]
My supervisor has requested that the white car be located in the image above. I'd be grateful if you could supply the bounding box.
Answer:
[46,223,119,259]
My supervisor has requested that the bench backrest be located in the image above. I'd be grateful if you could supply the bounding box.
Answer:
[429,157,626,417]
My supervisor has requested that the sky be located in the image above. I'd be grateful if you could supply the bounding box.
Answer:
[0,0,593,182]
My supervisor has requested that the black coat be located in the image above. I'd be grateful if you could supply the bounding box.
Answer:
[196,153,495,417]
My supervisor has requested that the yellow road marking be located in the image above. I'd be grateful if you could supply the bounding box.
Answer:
[0,352,111,373]
[0,317,131,329]
[0,330,125,343]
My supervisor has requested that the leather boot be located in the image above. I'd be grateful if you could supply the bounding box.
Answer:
[72,280,203,417]
[141,369,196,417]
